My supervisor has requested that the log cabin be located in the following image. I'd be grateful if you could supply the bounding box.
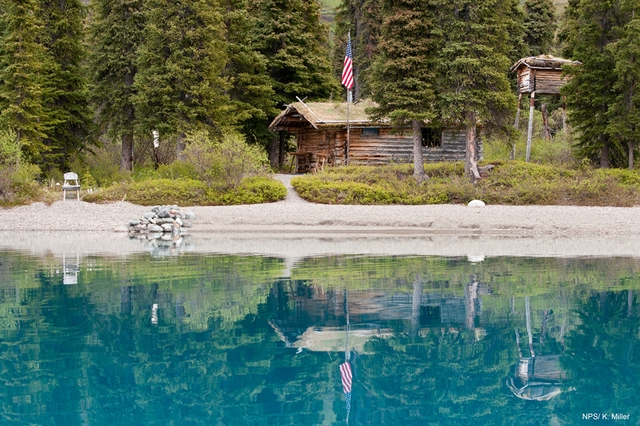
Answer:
[510,55,581,161]
[511,55,580,96]
[269,100,478,173]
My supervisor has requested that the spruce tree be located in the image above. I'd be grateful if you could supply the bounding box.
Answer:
[560,0,626,168]
[88,0,145,171]
[37,0,91,172]
[435,0,515,181]
[0,0,50,163]
[523,0,556,56]
[334,0,382,100]
[505,0,528,64]
[134,0,232,149]
[249,0,337,108]
[368,0,439,180]
[220,0,277,146]
[607,1,640,169]
[249,0,337,163]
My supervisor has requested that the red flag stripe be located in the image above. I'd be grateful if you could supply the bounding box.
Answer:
[340,362,352,393]
[341,35,354,90]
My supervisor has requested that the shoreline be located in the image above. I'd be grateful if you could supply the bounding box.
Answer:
[2,197,640,259]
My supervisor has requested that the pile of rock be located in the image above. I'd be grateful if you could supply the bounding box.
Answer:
[128,205,195,240]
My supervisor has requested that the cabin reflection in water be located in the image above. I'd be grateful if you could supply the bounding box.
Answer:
[267,280,490,352]
[506,297,568,401]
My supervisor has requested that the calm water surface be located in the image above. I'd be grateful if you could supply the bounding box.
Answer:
[0,251,639,425]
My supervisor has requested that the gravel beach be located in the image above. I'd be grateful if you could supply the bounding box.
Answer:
[2,174,640,259]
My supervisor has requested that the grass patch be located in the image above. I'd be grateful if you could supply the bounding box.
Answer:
[83,176,286,206]
[291,162,640,206]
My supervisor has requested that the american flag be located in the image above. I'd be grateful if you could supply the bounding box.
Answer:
[341,33,354,90]
[340,361,352,422]
[340,361,352,393]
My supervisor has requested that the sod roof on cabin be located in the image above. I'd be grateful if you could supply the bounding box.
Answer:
[269,100,382,130]
[510,55,581,72]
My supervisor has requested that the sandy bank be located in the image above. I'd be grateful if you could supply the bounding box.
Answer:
[1,196,640,259]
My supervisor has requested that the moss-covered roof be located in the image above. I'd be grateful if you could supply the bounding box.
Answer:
[269,100,382,130]
[510,55,581,72]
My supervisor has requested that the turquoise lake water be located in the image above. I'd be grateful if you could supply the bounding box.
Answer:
[0,251,639,425]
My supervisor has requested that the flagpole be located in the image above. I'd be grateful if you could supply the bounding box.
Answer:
[342,31,354,167]
[344,288,351,425]
[346,91,351,166]
[344,289,350,361]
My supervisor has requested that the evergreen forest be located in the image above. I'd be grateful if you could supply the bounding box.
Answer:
[1,0,640,205]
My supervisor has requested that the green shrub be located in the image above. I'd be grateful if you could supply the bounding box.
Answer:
[184,131,268,189]
[207,176,287,205]
[0,130,44,206]
[83,179,209,206]
[83,176,286,206]
[291,162,640,206]
[292,163,472,205]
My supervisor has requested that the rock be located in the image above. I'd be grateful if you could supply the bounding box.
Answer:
[149,225,163,233]
[127,205,195,239]
[182,221,192,228]
[468,200,486,208]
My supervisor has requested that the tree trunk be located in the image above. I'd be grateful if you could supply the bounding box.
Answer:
[176,132,186,162]
[412,120,427,180]
[629,141,634,170]
[121,73,135,172]
[268,134,278,168]
[465,111,481,182]
[278,131,286,167]
[541,104,551,141]
[121,128,134,172]
[601,137,610,168]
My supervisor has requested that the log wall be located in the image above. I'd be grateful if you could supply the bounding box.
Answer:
[517,68,569,95]
[294,125,473,172]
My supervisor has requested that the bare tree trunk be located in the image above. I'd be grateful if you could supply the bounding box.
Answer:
[541,104,551,141]
[562,96,567,133]
[121,125,134,171]
[465,111,481,182]
[412,120,427,180]
[601,138,610,169]
[268,134,278,168]
[176,132,186,162]
[278,131,286,167]
[629,141,635,170]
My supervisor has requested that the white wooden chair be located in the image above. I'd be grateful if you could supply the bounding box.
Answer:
[62,172,81,201]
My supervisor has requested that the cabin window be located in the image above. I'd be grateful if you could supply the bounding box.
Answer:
[421,127,442,147]
[362,127,380,136]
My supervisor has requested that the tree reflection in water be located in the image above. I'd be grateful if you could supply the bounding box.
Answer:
[0,253,639,425]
